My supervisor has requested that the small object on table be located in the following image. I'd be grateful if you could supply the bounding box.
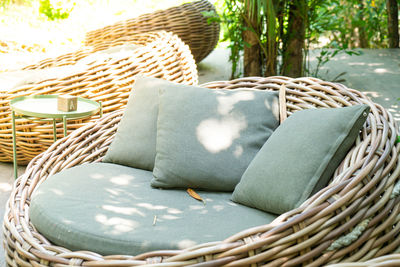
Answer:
[57,95,78,112]
[10,95,102,179]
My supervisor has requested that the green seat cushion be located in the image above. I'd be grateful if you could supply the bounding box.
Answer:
[232,105,370,214]
[30,163,276,256]
[151,84,280,191]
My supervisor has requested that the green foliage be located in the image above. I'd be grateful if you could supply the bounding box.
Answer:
[216,0,392,79]
[39,0,72,20]
[204,2,246,78]
[308,0,389,49]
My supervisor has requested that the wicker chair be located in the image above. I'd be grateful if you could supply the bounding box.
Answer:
[0,31,198,164]
[3,76,400,266]
[326,254,400,267]
[84,0,220,63]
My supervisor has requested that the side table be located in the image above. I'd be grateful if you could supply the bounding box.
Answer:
[10,95,102,178]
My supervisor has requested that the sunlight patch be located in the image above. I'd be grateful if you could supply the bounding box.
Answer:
[90,173,104,179]
[110,174,133,185]
[196,116,246,153]
[177,239,197,249]
[102,205,145,216]
[0,183,12,192]
[137,203,167,210]
[95,214,138,234]
[216,91,254,115]
[374,68,388,74]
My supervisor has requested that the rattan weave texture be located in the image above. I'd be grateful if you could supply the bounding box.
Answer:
[327,254,400,267]
[85,0,220,63]
[0,31,198,164]
[3,76,400,266]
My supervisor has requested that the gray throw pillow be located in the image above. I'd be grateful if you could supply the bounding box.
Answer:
[151,84,280,191]
[103,76,177,170]
[232,104,370,214]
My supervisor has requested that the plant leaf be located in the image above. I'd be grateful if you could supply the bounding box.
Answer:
[187,188,205,204]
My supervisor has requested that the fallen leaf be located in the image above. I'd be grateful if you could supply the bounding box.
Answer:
[187,188,205,204]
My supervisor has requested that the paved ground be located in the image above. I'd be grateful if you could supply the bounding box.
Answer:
[0,48,399,265]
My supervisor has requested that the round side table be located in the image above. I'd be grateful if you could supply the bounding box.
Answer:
[10,95,102,178]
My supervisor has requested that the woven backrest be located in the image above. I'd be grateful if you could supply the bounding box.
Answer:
[85,0,220,63]
[0,31,198,163]
[3,76,400,266]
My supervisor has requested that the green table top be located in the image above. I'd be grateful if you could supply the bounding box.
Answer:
[10,95,100,119]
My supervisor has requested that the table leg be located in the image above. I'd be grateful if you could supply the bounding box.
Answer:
[63,116,67,137]
[53,119,57,141]
[12,111,18,179]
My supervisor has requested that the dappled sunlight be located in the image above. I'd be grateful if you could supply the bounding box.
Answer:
[0,182,12,192]
[95,214,139,234]
[50,188,64,196]
[374,68,388,74]
[89,173,104,179]
[348,62,366,66]
[364,91,381,98]
[167,208,183,214]
[212,205,225,212]
[233,145,244,157]
[189,205,204,211]
[177,240,197,249]
[161,214,179,220]
[216,91,255,115]
[102,205,145,217]
[62,219,73,225]
[137,203,168,210]
[196,116,246,154]
[110,174,134,186]
[367,63,384,66]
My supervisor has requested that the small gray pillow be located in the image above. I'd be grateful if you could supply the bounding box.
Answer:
[151,84,280,191]
[104,76,179,170]
[232,104,370,214]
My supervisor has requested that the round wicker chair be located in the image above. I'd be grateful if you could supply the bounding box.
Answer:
[84,0,220,63]
[3,76,400,266]
[0,31,198,164]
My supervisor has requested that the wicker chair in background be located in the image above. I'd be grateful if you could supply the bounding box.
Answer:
[0,31,198,164]
[3,76,400,266]
[85,0,220,63]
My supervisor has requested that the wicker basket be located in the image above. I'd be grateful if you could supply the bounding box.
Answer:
[3,76,400,266]
[85,0,220,63]
[0,31,198,164]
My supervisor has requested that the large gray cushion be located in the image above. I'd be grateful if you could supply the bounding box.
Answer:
[232,105,370,214]
[151,85,280,191]
[103,76,166,170]
[30,163,276,256]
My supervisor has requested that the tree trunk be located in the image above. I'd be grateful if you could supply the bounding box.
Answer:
[243,0,262,76]
[387,0,399,48]
[358,2,368,48]
[281,0,307,77]
[264,0,278,76]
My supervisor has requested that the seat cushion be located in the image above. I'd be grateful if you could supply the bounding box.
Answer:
[30,163,276,256]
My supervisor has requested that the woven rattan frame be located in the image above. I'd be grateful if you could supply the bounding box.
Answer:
[3,76,400,266]
[0,31,198,164]
[327,254,400,267]
[84,0,220,63]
